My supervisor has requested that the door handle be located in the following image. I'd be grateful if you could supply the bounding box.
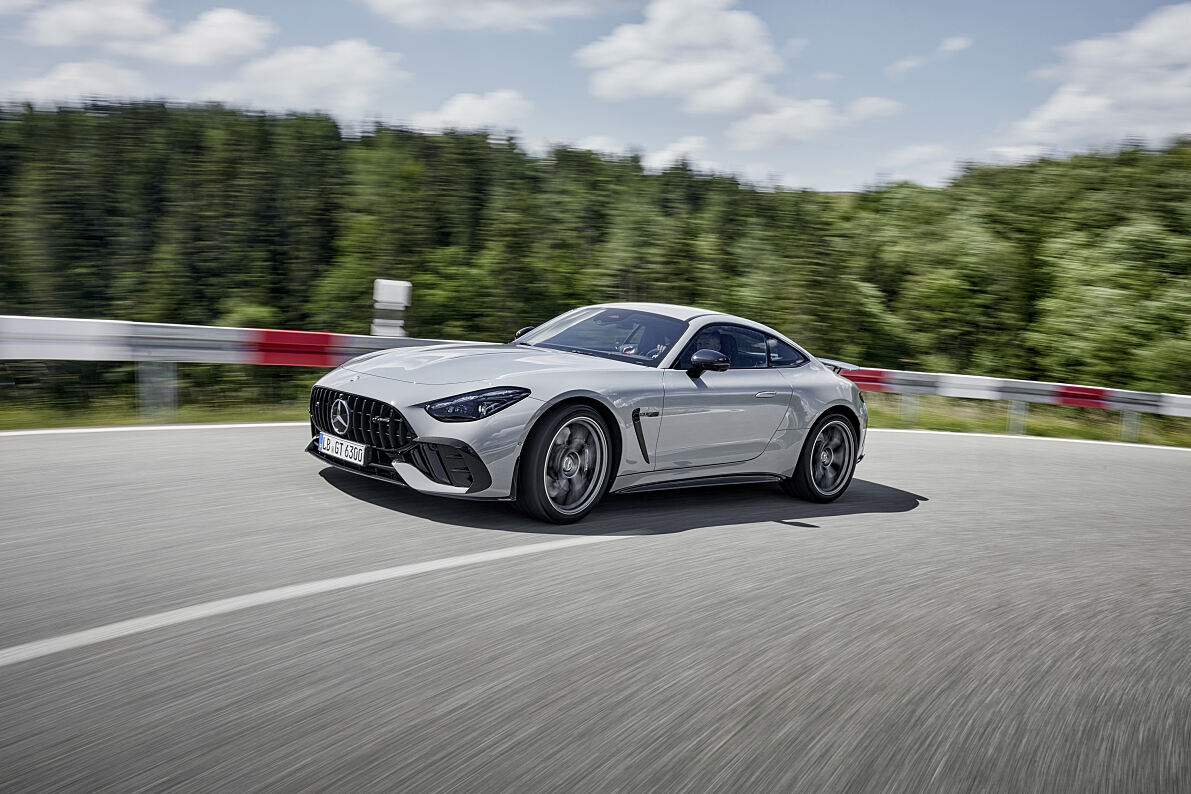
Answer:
[755,391,778,398]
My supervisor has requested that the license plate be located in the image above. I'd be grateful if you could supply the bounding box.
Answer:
[318,433,368,466]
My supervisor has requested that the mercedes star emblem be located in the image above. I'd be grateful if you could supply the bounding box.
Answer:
[330,398,351,435]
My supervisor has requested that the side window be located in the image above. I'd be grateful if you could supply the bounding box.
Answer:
[767,337,809,368]
[678,325,769,369]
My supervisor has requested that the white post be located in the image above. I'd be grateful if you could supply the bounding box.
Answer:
[1008,400,1027,434]
[372,279,411,337]
[900,393,918,423]
[1121,410,1140,442]
[137,361,177,419]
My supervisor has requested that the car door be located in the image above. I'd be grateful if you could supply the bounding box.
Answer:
[654,324,792,469]
[766,335,815,430]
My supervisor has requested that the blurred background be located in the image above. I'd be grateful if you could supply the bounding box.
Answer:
[0,0,1188,440]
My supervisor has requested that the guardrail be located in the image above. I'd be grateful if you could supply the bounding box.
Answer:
[840,367,1191,416]
[0,315,447,366]
[2,315,1188,437]
[837,366,1191,441]
[0,314,455,417]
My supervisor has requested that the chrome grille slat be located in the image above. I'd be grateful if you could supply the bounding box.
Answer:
[352,395,364,443]
[321,387,331,434]
[367,398,381,449]
[362,396,374,448]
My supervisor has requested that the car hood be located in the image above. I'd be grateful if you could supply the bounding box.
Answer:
[341,343,643,385]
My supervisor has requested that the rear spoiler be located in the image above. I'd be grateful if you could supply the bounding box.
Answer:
[817,357,858,374]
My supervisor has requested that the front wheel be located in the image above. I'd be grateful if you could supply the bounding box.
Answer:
[782,414,857,503]
[517,406,612,523]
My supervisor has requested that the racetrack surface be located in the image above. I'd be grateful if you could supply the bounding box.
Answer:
[1,426,1189,792]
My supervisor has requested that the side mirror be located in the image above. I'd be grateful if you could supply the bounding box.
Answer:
[688,349,730,378]
[513,326,534,341]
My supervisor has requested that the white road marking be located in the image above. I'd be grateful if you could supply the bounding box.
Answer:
[867,428,1190,451]
[0,422,308,437]
[0,533,635,669]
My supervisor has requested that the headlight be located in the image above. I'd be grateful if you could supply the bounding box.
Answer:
[425,387,531,422]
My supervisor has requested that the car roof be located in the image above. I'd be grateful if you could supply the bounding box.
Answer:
[576,302,814,361]
[591,302,772,331]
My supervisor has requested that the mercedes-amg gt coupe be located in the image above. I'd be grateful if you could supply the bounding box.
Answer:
[307,302,867,523]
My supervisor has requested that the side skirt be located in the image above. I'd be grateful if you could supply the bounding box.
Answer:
[613,473,782,495]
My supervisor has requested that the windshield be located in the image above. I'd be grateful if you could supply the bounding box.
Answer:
[518,307,688,368]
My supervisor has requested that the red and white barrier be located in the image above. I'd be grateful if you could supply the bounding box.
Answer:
[0,315,446,367]
[1,315,1188,419]
[838,367,1187,418]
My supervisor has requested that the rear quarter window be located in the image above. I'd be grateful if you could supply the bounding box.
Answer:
[767,337,809,367]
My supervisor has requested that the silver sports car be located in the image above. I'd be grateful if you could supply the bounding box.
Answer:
[307,303,867,523]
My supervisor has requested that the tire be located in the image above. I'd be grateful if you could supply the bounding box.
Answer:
[781,413,858,503]
[517,406,613,523]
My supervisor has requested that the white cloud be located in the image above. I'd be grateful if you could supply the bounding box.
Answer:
[883,143,946,168]
[1004,3,1191,149]
[729,99,840,149]
[881,144,954,185]
[114,8,274,65]
[987,144,1049,162]
[881,144,955,186]
[783,37,807,57]
[13,60,147,102]
[741,161,776,184]
[885,35,972,78]
[729,96,902,150]
[885,55,926,78]
[204,39,406,121]
[0,0,39,13]
[24,0,165,46]
[939,36,972,53]
[519,137,551,157]
[412,89,532,130]
[575,0,782,114]
[359,0,591,30]
[848,96,902,119]
[575,135,620,153]
[24,1,274,65]
[643,135,716,171]
[683,73,779,114]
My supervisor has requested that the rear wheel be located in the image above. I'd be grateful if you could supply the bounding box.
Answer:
[517,406,612,523]
[782,414,857,502]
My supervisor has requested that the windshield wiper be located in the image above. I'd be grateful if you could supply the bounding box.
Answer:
[536,343,607,359]
[562,347,606,358]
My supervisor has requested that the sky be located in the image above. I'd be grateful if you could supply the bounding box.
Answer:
[1,0,1189,190]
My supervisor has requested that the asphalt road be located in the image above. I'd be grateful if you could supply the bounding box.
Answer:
[1,425,1189,793]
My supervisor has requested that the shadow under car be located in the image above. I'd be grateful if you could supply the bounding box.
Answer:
[317,467,928,537]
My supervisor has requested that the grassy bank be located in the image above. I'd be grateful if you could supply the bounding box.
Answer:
[861,393,1191,447]
[0,402,311,431]
[2,394,1189,448]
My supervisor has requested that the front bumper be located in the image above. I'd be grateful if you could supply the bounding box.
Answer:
[307,439,409,486]
[306,435,493,496]
[306,370,539,499]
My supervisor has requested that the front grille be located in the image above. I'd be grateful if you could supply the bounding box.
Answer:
[309,386,414,450]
